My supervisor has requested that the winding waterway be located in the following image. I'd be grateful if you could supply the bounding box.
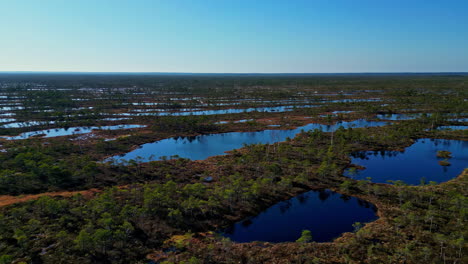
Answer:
[109,119,388,162]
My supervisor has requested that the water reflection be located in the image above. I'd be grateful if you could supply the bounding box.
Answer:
[110,119,389,162]
[2,124,146,140]
[116,105,315,116]
[345,138,468,184]
[376,113,426,120]
[435,126,468,131]
[223,189,377,243]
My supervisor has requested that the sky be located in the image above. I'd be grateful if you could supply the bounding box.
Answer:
[0,0,467,73]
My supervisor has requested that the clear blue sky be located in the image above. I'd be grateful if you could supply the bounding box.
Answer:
[1,0,467,73]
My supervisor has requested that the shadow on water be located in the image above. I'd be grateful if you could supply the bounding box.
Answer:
[345,138,468,184]
[222,189,377,243]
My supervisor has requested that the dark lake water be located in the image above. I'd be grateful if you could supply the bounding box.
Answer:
[345,138,468,184]
[109,119,388,162]
[223,189,377,243]
[2,124,146,140]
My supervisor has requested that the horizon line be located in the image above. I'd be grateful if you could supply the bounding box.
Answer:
[0,71,467,75]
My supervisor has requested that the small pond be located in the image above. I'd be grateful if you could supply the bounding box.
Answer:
[101,117,131,121]
[345,138,468,184]
[223,189,377,243]
[325,98,381,103]
[117,105,315,116]
[2,124,146,140]
[448,118,468,122]
[214,119,254,125]
[0,121,55,128]
[376,113,427,120]
[0,118,16,123]
[435,126,468,131]
[332,111,354,114]
[0,106,24,111]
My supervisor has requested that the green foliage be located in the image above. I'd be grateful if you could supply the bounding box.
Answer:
[340,180,353,192]
[296,230,313,243]
[352,222,363,232]
[0,255,13,264]
[436,150,452,159]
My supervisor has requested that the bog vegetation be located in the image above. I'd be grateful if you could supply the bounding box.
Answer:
[0,73,467,263]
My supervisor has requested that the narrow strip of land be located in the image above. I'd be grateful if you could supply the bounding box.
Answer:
[0,188,100,208]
